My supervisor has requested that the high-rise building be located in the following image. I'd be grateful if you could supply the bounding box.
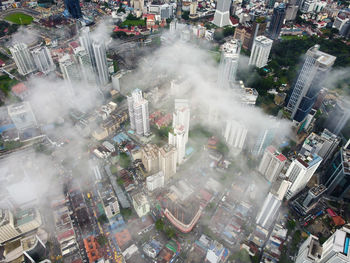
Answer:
[159,144,177,181]
[258,146,287,183]
[173,99,190,144]
[218,39,241,89]
[300,129,340,165]
[10,43,36,75]
[251,124,277,156]
[296,226,350,262]
[169,126,186,164]
[286,45,336,122]
[131,192,150,218]
[325,100,350,135]
[285,153,322,199]
[59,55,80,89]
[248,36,273,68]
[64,0,82,18]
[321,148,350,201]
[176,0,182,18]
[256,192,282,229]
[74,46,96,86]
[268,3,286,40]
[212,0,232,27]
[320,227,350,263]
[285,4,299,21]
[0,208,42,244]
[79,27,95,66]
[112,72,122,91]
[31,46,55,74]
[146,171,165,191]
[127,89,150,136]
[7,102,37,131]
[223,120,248,154]
[295,234,322,263]
[132,0,144,17]
[92,40,109,86]
[141,144,159,174]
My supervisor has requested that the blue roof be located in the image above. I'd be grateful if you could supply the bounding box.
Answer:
[0,124,15,133]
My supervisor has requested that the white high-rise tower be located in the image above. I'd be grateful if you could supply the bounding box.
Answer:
[218,39,241,89]
[10,43,36,75]
[127,89,150,136]
[212,0,232,27]
[31,46,55,74]
[248,36,273,68]
[74,47,96,86]
[92,41,109,86]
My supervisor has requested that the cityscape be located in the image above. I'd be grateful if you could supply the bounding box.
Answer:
[0,0,349,262]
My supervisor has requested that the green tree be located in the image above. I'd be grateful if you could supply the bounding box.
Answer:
[286,219,296,232]
[119,152,131,168]
[181,11,190,20]
[223,26,235,37]
[155,219,165,231]
[98,214,108,224]
[96,234,108,246]
[165,227,176,239]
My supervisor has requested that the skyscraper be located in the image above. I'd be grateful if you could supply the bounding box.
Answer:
[256,192,282,229]
[223,120,248,154]
[169,99,190,165]
[127,89,150,136]
[268,3,286,40]
[286,45,336,122]
[169,126,186,164]
[248,36,273,68]
[31,46,55,74]
[296,226,350,263]
[79,27,95,67]
[212,0,232,27]
[251,124,277,156]
[74,46,96,86]
[320,227,350,263]
[159,144,177,181]
[59,55,80,90]
[285,153,322,199]
[64,0,82,19]
[325,100,350,135]
[10,43,36,76]
[258,146,287,183]
[92,41,109,86]
[218,39,241,89]
[321,148,350,201]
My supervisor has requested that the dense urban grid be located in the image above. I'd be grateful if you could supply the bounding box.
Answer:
[0,0,350,262]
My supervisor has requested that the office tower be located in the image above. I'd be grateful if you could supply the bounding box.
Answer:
[321,148,350,201]
[10,43,36,75]
[295,234,322,263]
[92,40,109,86]
[159,144,177,181]
[212,0,232,27]
[286,45,336,122]
[302,184,326,208]
[268,3,286,40]
[74,47,96,86]
[339,20,350,38]
[285,153,322,199]
[7,102,37,130]
[285,4,299,21]
[141,144,159,173]
[218,39,241,89]
[127,89,150,136]
[79,27,95,67]
[64,0,82,18]
[170,20,177,33]
[169,126,186,164]
[319,227,350,263]
[31,46,55,74]
[300,129,340,164]
[223,120,247,154]
[251,126,276,156]
[258,146,286,183]
[248,36,273,68]
[325,100,350,135]
[59,55,80,89]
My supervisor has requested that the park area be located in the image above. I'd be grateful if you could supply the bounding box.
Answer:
[4,13,33,25]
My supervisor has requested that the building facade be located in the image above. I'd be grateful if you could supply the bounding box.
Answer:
[258,146,287,183]
[248,36,273,68]
[127,89,150,136]
[212,0,232,27]
[31,46,55,74]
[10,43,36,76]
[268,3,286,40]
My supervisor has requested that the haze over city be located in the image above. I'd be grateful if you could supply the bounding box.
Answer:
[0,0,350,262]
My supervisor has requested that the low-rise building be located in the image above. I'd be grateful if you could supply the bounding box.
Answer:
[146,171,165,191]
[131,192,150,218]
